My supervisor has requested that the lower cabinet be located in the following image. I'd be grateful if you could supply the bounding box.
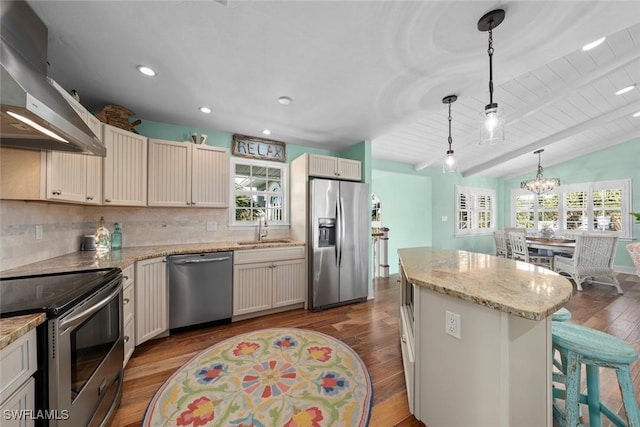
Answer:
[135,257,168,346]
[121,264,135,367]
[0,329,37,426]
[233,247,305,318]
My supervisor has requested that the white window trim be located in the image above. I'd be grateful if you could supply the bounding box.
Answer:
[510,178,632,239]
[229,157,289,228]
[455,185,497,237]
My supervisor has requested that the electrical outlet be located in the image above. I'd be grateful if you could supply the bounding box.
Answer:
[445,310,461,339]
[35,225,43,240]
[441,216,448,222]
[206,221,217,231]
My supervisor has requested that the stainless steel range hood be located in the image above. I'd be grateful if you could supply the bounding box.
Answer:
[0,0,105,156]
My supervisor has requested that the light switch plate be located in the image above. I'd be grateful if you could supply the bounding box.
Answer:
[441,216,448,222]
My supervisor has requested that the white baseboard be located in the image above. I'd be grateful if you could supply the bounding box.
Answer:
[614,265,638,275]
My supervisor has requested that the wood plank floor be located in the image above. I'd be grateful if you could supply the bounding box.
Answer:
[109,272,640,427]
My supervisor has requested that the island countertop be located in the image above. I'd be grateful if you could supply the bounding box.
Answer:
[398,247,573,321]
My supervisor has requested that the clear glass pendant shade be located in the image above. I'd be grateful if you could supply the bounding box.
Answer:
[443,151,457,173]
[479,105,505,144]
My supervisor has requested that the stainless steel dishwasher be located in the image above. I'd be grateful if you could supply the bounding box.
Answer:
[168,252,233,329]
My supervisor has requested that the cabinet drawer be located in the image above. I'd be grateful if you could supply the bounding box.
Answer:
[234,246,305,264]
[0,329,37,406]
[123,319,135,368]
[121,264,134,288]
[123,283,135,326]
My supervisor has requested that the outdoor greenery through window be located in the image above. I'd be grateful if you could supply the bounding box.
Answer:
[455,186,496,236]
[511,179,632,239]
[231,157,288,225]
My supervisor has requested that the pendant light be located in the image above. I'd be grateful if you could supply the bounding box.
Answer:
[442,95,458,173]
[520,149,560,194]
[477,9,506,145]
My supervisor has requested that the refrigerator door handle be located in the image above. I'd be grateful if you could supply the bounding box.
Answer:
[338,196,345,267]
[335,200,341,267]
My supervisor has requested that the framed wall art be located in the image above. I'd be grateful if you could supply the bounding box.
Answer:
[232,134,286,162]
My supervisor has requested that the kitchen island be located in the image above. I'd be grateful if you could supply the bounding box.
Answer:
[398,247,573,427]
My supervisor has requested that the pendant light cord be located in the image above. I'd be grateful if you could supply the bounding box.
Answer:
[487,26,494,106]
[447,102,453,152]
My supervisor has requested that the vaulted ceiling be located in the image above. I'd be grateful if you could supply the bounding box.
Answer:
[28,1,640,179]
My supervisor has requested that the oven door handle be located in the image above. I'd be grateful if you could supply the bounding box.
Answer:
[59,284,121,332]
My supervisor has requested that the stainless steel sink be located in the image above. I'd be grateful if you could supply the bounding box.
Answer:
[237,239,292,245]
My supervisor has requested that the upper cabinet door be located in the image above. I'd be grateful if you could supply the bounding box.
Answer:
[46,151,86,203]
[84,118,103,204]
[336,158,361,181]
[191,145,229,208]
[308,154,338,178]
[147,139,191,207]
[103,124,148,206]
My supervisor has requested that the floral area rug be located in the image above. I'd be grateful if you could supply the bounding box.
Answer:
[143,328,373,426]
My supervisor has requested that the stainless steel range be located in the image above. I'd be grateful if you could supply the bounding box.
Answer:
[0,268,124,427]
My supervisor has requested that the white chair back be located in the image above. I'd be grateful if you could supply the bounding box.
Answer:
[494,231,508,258]
[508,232,529,262]
[574,233,618,270]
[504,227,526,258]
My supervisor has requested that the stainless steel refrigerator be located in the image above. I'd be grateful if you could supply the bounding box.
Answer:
[309,178,369,310]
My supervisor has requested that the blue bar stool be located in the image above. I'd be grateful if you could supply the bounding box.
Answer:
[552,322,640,427]
[552,307,572,322]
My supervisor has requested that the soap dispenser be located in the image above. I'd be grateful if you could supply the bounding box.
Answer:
[112,223,122,250]
[94,216,111,252]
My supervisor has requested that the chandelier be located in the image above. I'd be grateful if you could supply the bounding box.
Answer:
[521,149,560,194]
[477,9,506,145]
[442,95,458,173]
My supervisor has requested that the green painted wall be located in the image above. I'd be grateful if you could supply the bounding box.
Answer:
[372,167,431,274]
[503,138,640,269]
[135,118,338,162]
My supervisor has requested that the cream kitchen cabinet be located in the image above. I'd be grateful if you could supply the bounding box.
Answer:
[46,80,103,204]
[103,124,147,206]
[46,149,103,204]
[135,257,168,345]
[147,139,229,207]
[0,329,37,426]
[307,153,361,181]
[233,247,305,318]
[121,264,135,367]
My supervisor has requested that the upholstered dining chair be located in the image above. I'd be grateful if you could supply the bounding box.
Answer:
[493,230,508,258]
[627,242,640,277]
[508,231,554,269]
[553,232,622,294]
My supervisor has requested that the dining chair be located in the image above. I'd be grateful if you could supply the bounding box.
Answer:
[504,227,526,259]
[493,230,508,258]
[508,232,554,269]
[626,242,640,277]
[553,232,622,294]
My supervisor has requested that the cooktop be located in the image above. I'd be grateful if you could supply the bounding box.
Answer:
[0,268,121,317]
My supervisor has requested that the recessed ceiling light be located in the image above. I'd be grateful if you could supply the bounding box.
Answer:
[137,65,156,77]
[262,129,271,135]
[582,37,606,51]
[199,106,211,114]
[278,96,292,105]
[633,111,640,118]
[615,84,636,95]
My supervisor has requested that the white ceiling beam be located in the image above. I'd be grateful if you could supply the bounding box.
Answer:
[461,101,640,177]
[505,47,640,125]
[501,128,640,179]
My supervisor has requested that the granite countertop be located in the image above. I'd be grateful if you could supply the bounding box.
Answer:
[398,247,573,321]
[1,239,305,277]
[0,313,46,350]
[0,239,304,348]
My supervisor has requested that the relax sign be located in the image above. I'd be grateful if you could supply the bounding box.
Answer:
[232,134,286,162]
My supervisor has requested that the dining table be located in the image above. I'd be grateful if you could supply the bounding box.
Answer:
[526,236,576,255]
